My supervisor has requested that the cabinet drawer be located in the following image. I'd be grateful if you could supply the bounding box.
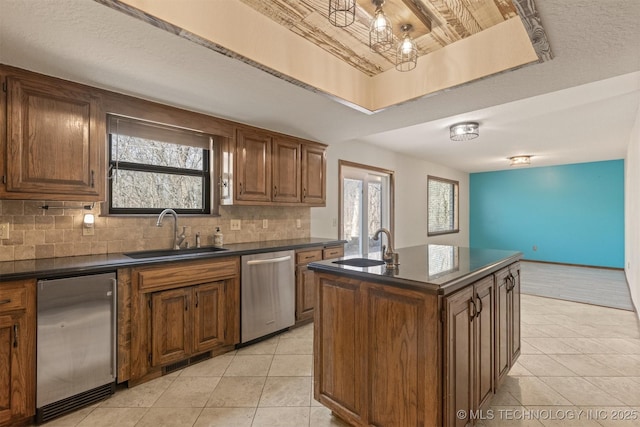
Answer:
[0,286,27,313]
[323,246,344,260]
[296,250,323,265]
[137,258,239,291]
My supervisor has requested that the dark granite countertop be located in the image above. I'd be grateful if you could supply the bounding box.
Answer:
[308,244,522,295]
[0,237,345,281]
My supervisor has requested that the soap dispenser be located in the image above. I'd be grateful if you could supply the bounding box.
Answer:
[213,227,223,247]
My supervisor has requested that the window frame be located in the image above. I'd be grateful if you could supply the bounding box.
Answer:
[106,116,213,216]
[338,160,395,257]
[427,175,459,237]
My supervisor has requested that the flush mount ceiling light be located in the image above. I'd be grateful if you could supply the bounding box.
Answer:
[449,122,479,141]
[396,24,418,72]
[369,0,394,53]
[328,0,356,27]
[509,155,532,166]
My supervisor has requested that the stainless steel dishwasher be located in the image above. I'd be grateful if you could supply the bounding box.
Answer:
[36,272,117,423]
[241,250,295,343]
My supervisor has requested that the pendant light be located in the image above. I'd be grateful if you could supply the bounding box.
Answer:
[396,24,417,72]
[369,0,393,53]
[328,0,356,27]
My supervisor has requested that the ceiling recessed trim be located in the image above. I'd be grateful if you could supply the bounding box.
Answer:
[98,0,552,113]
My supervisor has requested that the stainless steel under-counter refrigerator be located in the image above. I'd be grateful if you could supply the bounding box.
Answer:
[36,272,117,423]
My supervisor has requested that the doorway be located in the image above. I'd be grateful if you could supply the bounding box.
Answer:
[339,161,394,257]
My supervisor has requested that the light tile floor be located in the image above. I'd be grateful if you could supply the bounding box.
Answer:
[38,295,640,427]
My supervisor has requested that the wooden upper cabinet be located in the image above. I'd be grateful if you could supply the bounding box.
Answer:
[235,128,272,202]
[272,136,301,203]
[233,126,326,206]
[2,71,105,200]
[301,144,326,205]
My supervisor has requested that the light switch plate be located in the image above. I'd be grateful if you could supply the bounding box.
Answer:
[296,219,301,229]
[230,219,241,231]
[262,219,268,229]
[0,223,9,239]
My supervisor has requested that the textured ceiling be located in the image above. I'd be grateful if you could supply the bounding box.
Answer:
[0,0,638,172]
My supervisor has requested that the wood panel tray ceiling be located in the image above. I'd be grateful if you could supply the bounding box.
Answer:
[98,0,552,112]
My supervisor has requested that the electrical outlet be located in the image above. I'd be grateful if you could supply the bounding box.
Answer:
[296,219,301,229]
[262,219,268,229]
[0,223,9,239]
[332,218,337,227]
[230,219,241,231]
[83,226,94,236]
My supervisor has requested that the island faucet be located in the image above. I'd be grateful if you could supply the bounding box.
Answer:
[156,208,185,250]
[372,227,399,269]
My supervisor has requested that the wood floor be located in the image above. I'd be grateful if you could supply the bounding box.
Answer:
[520,261,634,311]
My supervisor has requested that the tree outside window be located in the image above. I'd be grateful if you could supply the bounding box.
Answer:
[428,176,459,236]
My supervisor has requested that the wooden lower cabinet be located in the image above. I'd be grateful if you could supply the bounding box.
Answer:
[129,258,240,384]
[314,274,440,427]
[444,276,495,427]
[0,280,35,427]
[295,245,344,325]
[495,263,521,386]
[314,262,520,427]
[151,281,228,367]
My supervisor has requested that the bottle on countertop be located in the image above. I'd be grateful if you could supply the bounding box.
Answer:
[213,227,223,247]
[195,232,201,248]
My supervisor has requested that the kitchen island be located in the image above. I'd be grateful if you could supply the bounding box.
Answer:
[308,245,522,427]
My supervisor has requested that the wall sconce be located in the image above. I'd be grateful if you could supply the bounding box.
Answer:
[509,155,531,166]
[83,213,95,236]
[449,122,479,141]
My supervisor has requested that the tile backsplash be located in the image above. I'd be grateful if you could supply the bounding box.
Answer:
[0,200,311,262]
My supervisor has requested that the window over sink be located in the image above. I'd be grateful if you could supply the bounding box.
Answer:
[107,115,214,215]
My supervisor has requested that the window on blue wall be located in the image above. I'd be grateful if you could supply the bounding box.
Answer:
[427,176,459,236]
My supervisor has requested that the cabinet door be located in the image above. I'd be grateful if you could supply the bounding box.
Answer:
[366,285,432,427]
[301,144,326,205]
[0,313,30,424]
[272,137,301,203]
[5,74,104,200]
[495,269,510,385]
[151,288,192,366]
[193,282,226,354]
[236,129,272,202]
[444,286,474,427]
[295,265,316,322]
[314,276,364,424]
[474,277,495,411]
[509,265,521,365]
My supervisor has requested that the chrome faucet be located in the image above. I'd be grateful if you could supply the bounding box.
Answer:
[156,208,185,250]
[372,227,399,269]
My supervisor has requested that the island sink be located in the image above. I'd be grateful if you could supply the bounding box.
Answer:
[332,258,385,267]
[124,246,228,259]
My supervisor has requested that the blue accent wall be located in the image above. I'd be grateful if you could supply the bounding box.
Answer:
[470,160,625,268]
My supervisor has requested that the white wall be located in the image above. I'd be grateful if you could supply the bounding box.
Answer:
[311,140,469,249]
[625,93,640,320]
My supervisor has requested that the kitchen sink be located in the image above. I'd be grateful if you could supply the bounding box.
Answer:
[124,246,228,259]
[332,258,385,267]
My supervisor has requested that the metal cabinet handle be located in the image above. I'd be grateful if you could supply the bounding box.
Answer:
[303,188,306,199]
[13,324,18,348]
[274,185,278,197]
[195,292,199,308]
[239,182,243,195]
[0,299,10,305]
[476,293,483,314]
[469,297,477,321]
[90,170,95,188]
[185,299,188,311]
